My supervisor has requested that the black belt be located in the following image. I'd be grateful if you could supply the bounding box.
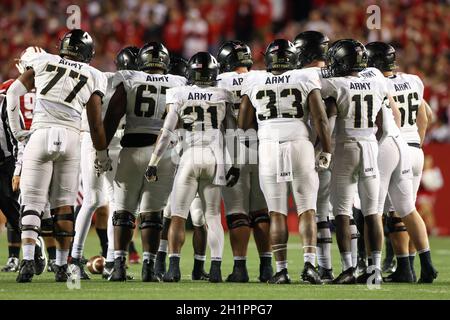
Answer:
[120,133,158,148]
[408,142,421,149]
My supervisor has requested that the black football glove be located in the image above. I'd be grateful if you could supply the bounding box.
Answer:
[225,167,240,187]
[145,166,158,182]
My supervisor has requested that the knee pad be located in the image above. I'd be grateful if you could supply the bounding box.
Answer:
[349,219,359,239]
[7,223,21,243]
[53,208,75,237]
[139,211,163,230]
[112,211,136,229]
[386,214,407,233]
[316,221,332,243]
[226,213,250,230]
[190,212,205,228]
[249,210,270,227]
[41,218,54,237]
[20,210,42,236]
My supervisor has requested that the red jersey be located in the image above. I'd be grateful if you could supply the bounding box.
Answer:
[0,79,35,130]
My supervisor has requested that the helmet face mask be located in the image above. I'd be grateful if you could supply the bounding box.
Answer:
[217,40,253,73]
[294,31,329,68]
[137,42,170,73]
[115,46,139,71]
[366,42,397,72]
[325,39,368,77]
[265,39,298,72]
[187,52,219,86]
[59,29,95,63]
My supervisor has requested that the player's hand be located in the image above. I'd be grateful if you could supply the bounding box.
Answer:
[145,166,158,182]
[94,149,112,176]
[226,167,240,187]
[317,152,332,171]
[13,129,30,142]
[11,175,20,192]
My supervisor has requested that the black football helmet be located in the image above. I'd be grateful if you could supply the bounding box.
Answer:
[187,52,219,86]
[59,29,94,63]
[264,39,298,72]
[168,54,188,77]
[366,42,396,72]
[137,42,170,73]
[216,40,253,73]
[115,46,139,71]
[293,31,329,68]
[325,39,368,77]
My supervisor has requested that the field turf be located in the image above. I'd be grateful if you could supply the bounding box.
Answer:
[0,230,449,300]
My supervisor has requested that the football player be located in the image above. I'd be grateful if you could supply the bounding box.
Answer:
[8,29,108,283]
[146,52,240,283]
[366,41,437,283]
[102,42,186,282]
[216,40,272,283]
[71,46,138,280]
[321,39,388,284]
[238,39,332,284]
[294,30,338,282]
[155,54,209,280]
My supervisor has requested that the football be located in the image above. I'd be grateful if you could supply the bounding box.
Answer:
[86,255,105,274]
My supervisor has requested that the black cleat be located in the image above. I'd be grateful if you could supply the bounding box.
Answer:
[2,257,20,272]
[47,259,57,273]
[142,259,159,282]
[102,261,114,280]
[356,268,382,285]
[16,260,35,283]
[382,258,396,274]
[301,262,323,284]
[192,269,209,281]
[226,266,249,283]
[259,264,273,283]
[109,257,127,282]
[70,258,91,280]
[34,237,46,276]
[383,268,414,283]
[154,251,166,279]
[356,257,367,276]
[163,266,181,282]
[268,269,291,284]
[331,268,356,285]
[418,265,438,284]
[54,264,70,282]
[318,266,334,283]
[209,261,222,283]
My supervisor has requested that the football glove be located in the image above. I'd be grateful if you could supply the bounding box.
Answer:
[225,167,240,187]
[317,151,332,171]
[94,149,112,176]
[145,166,158,182]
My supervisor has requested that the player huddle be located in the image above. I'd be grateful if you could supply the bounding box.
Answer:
[1,28,438,285]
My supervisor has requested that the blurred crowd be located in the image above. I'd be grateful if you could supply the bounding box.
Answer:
[1,0,449,142]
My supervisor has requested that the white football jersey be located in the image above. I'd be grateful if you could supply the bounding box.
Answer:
[23,52,107,131]
[166,85,234,147]
[113,71,186,135]
[241,69,321,142]
[386,73,424,144]
[217,71,248,118]
[321,67,389,142]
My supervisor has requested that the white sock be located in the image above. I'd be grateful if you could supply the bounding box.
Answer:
[106,207,115,263]
[259,252,272,258]
[340,252,352,271]
[349,223,358,268]
[106,248,115,263]
[205,214,224,261]
[56,249,69,266]
[304,252,316,266]
[143,252,156,262]
[158,239,168,253]
[234,256,246,261]
[317,226,332,269]
[115,250,127,259]
[276,260,288,272]
[372,251,382,270]
[71,243,83,260]
[194,254,206,261]
[169,253,181,259]
[23,243,35,261]
[73,198,97,259]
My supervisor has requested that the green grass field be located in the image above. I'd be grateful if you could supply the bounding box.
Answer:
[0,230,449,300]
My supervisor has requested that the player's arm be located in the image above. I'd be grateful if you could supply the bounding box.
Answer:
[103,83,127,146]
[417,99,431,146]
[145,105,179,182]
[6,69,34,141]
[388,95,401,128]
[224,102,240,187]
[309,89,332,169]
[237,95,256,130]
[375,108,384,141]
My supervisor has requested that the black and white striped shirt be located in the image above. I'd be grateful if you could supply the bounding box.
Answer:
[0,94,23,173]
